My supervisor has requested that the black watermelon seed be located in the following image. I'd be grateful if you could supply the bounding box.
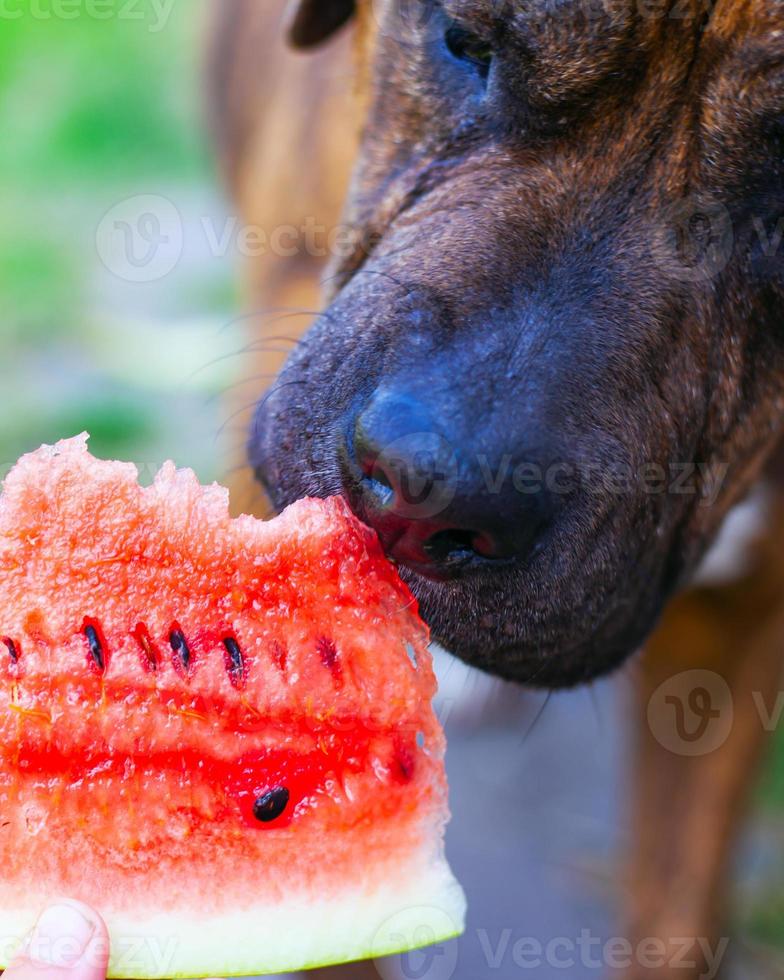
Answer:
[83,623,105,672]
[253,786,290,823]
[2,637,18,664]
[223,636,245,688]
[169,627,191,672]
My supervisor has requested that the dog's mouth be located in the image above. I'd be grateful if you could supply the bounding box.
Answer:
[257,441,665,690]
[248,358,687,690]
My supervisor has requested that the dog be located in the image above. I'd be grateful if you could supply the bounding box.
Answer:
[209,2,784,976]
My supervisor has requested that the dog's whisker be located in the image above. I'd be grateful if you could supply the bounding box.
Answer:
[214,399,281,446]
[219,422,264,442]
[350,267,408,290]
[321,264,412,296]
[216,306,331,335]
[586,684,605,736]
[248,334,306,348]
[204,373,283,407]
[519,690,553,746]
[215,397,264,428]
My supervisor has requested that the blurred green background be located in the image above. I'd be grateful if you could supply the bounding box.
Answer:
[0,0,782,966]
[0,0,243,482]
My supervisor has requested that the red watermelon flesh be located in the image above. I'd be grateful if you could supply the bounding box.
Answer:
[0,435,465,978]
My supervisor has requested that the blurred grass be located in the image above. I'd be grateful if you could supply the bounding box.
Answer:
[0,3,207,183]
[744,730,784,950]
[0,0,242,478]
[759,726,784,812]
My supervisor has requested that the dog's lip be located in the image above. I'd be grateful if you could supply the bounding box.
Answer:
[390,552,478,583]
[343,500,479,581]
[349,499,519,581]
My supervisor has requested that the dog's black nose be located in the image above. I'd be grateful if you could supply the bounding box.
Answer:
[347,390,553,577]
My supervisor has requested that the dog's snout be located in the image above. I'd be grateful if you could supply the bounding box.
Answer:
[346,390,553,578]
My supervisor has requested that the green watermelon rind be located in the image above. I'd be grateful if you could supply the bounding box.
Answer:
[0,868,466,978]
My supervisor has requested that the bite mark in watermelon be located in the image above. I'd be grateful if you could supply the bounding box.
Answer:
[0,435,465,978]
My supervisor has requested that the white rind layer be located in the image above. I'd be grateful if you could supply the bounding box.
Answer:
[0,858,466,978]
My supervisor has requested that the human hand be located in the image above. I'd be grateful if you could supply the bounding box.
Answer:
[5,901,109,980]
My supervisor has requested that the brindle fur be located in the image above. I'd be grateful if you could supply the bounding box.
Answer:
[210,1,784,976]
[214,0,784,688]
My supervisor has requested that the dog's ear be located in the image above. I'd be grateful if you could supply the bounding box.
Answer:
[285,0,355,48]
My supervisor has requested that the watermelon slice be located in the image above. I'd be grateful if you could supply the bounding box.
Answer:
[0,435,465,978]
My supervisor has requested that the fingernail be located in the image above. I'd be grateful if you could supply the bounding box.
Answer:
[28,903,96,968]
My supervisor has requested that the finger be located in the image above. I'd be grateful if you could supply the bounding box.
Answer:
[5,901,110,980]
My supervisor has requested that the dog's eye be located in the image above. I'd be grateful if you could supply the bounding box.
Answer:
[445,24,493,78]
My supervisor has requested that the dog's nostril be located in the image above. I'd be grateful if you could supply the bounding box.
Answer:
[346,388,556,576]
